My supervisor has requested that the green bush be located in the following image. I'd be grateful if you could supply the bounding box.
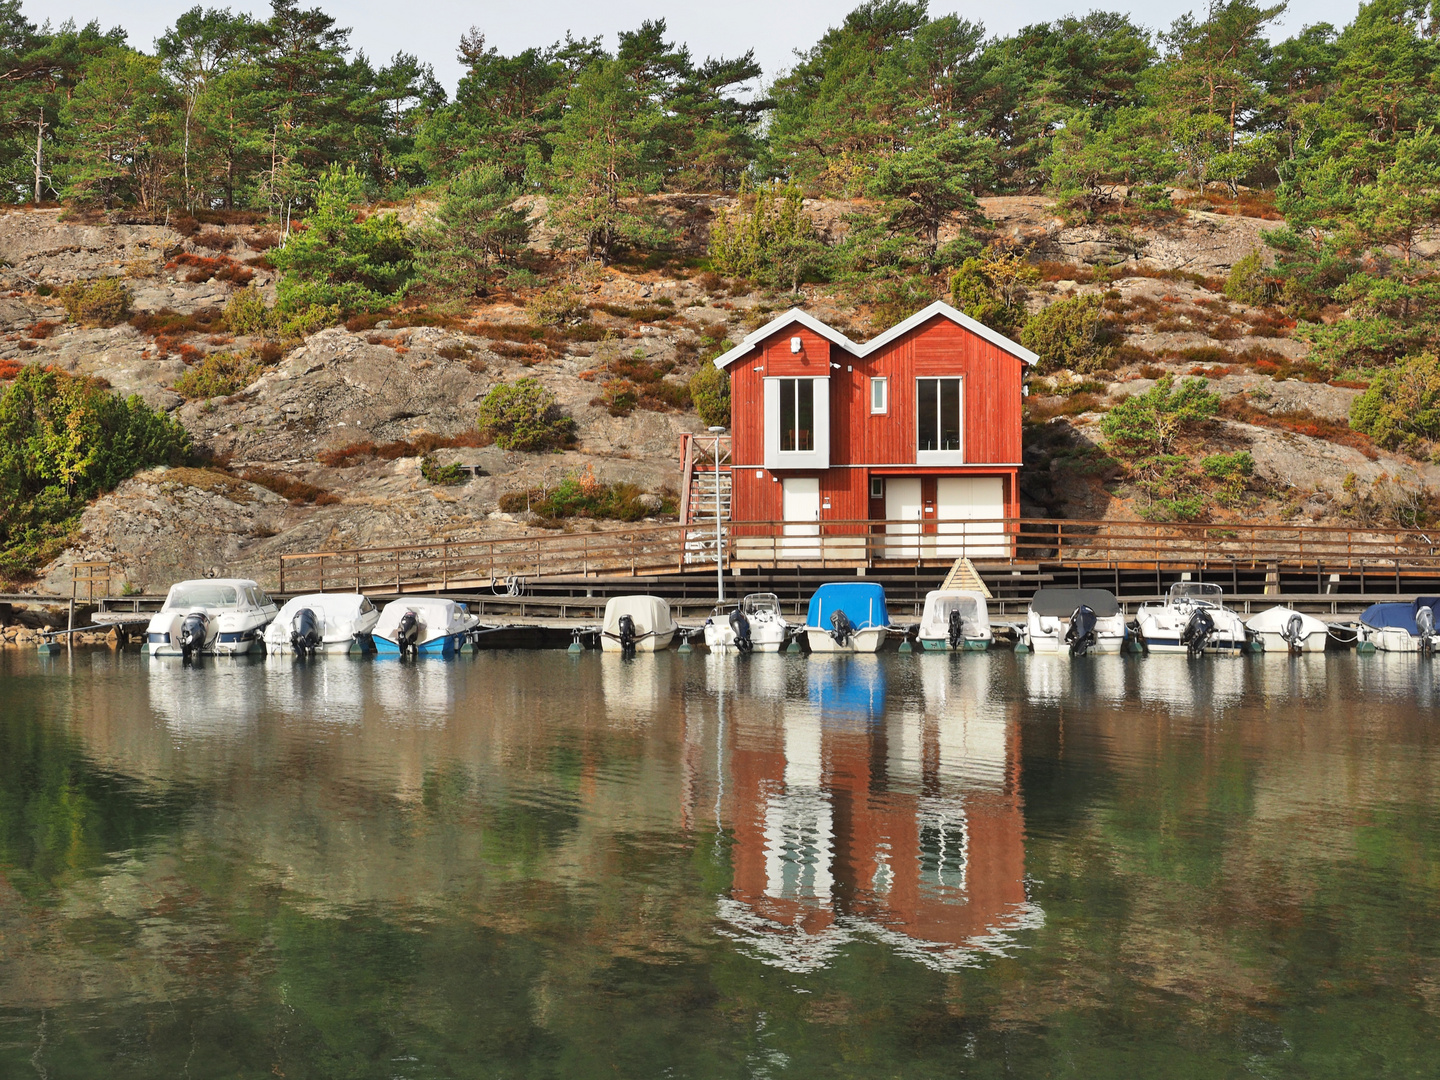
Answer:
[223,287,279,336]
[499,466,672,521]
[420,456,466,484]
[949,245,1038,336]
[1101,375,1219,461]
[477,377,576,451]
[1020,294,1114,374]
[278,304,339,339]
[172,352,262,400]
[526,277,591,326]
[1224,250,1272,306]
[0,367,190,575]
[1200,450,1254,506]
[58,277,132,327]
[689,363,731,428]
[1350,353,1440,450]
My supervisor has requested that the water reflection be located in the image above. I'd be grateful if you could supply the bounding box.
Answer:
[718,655,1038,973]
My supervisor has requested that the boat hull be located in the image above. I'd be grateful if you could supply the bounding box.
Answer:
[373,631,468,657]
[703,622,788,653]
[266,636,367,656]
[1251,630,1327,653]
[805,627,887,654]
[1026,631,1125,655]
[148,629,265,656]
[1141,635,1248,655]
[1364,627,1440,653]
[599,629,676,653]
[918,636,990,651]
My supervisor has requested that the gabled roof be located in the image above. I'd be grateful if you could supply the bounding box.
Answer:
[712,299,1038,370]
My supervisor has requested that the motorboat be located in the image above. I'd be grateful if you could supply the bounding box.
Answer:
[263,593,380,656]
[1023,588,1125,655]
[803,582,892,653]
[704,592,791,653]
[600,595,677,655]
[1134,582,1249,656]
[1359,598,1440,653]
[918,589,993,651]
[145,579,278,659]
[373,597,478,657]
[1246,605,1328,653]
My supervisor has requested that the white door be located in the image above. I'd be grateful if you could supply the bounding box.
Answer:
[782,477,821,559]
[884,478,923,559]
[935,477,1007,557]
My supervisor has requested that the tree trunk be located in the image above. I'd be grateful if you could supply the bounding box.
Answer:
[33,108,45,204]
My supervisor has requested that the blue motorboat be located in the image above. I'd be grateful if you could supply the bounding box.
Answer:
[1360,597,1439,653]
[373,597,478,657]
[803,582,892,653]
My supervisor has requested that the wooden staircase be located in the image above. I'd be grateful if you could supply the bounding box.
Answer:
[679,433,731,565]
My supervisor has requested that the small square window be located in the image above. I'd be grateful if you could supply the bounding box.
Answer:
[870,476,884,499]
[870,377,888,414]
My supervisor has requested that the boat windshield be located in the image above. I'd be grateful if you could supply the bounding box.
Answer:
[1168,581,1224,606]
[933,595,982,623]
[167,584,240,608]
[743,593,781,616]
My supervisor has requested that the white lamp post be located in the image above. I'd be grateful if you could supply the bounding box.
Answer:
[707,425,726,603]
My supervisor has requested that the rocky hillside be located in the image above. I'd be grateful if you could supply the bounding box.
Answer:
[0,198,1431,597]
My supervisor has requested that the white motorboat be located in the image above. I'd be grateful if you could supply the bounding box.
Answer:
[600,595,677,654]
[1358,599,1440,653]
[704,593,791,653]
[263,593,380,655]
[146,579,278,658]
[1135,582,1249,656]
[1246,605,1329,653]
[373,597,478,657]
[918,589,993,651]
[1023,588,1126,655]
[803,582,892,653]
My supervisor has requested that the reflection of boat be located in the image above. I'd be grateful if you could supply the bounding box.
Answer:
[704,593,791,652]
[803,582,891,653]
[145,579,278,658]
[263,593,379,655]
[1135,582,1248,655]
[918,590,992,651]
[373,598,477,657]
[1359,599,1440,653]
[807,655,886,720]
[1246,605,1328,653]
[600,595,676,654]
[1024,588,1125,654]
[1023,651,1128,705]
[1135,652,1245,710]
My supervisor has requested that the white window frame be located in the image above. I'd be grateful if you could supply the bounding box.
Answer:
[870,377,888,414]
[764,377,830,470]
[915,376,965,466]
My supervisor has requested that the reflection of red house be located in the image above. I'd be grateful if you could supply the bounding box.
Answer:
[712,302,1036,558]
[718,701,1032,970]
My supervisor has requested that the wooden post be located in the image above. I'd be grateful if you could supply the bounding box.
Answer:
[355,550,361,592]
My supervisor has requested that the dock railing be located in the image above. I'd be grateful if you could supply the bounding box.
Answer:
[275,517,1440,595]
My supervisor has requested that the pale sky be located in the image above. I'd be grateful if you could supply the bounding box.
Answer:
[32,0,1366,94]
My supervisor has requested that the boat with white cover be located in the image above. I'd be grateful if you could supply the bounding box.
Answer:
[918,589,993,651]
[373,597,478,657]
[803,582,892,653]
[704,593,790,653]
[1245,605,1329,653]
[146,579,278,658]
[1359,598,1440,653]
[1135,582,1249,656]
[1023,588,1125,655]
[600,595,677,654]
[263,593,380,655]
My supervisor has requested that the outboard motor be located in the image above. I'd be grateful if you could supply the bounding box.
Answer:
[179,612,208,663]
[947,608,965,650]
[396,609,420,658]
[829,609,854,647]
[1282,612,1306,654]
[1066,605,1099,657]
[1181,607,1215,660]
[1418,604,1435,656]
[729,607,753,654]
[291,608,322,656]
[618,613,638,658]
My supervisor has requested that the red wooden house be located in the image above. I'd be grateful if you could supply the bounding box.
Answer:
[711,300,1036,559]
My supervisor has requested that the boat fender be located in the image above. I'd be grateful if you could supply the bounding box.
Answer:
[619,613,638,658]
[396,610,420,658]
[179,612,208,663]
[947,609,965,651]
[292,608,322,656]
[1181,608,1214,660]
[729,608,753,654]
[829,609,853,647]
[1066,605,1098,657]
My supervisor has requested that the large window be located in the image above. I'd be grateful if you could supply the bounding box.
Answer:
[917,377,963,455]
[779,378,815,452]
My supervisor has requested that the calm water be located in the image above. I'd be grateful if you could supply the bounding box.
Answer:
[1,647,1439,1078]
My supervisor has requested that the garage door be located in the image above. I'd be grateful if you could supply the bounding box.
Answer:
[935,477,1007,557]
[884,478,923,558]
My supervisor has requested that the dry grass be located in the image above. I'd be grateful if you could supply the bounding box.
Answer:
[1219,397,1378,459]
[318,429,490,468]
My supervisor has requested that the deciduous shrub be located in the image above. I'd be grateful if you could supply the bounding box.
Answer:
[1349,352,1440,451]
[689,362,730,428]
[949,244,1038,336]
[58,277,132,327]
[1224,250,1272,306]
[1020,294,1114,373]
[420,456,466,484]
[477,377,576,451]
[223,287,279,337]
[172,352,263,400]
[498,465,672,520]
